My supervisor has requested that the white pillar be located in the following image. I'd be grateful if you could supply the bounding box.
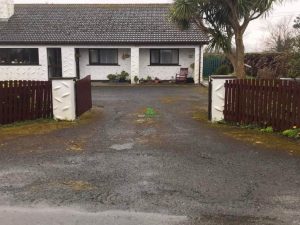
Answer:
[52,79,76,121]
[131,47,140,84]
[200,45,204,83]
[210,75,236,122]
[61,47,76,78]
[194,46,200,84]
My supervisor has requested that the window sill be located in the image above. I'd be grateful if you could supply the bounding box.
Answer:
[88,64,120,66]
[148,64,181,67]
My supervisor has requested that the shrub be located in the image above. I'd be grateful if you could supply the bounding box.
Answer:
[260,126,274,133]
[107,74,117,81]
[117,71,129,82]
[288,53,300,78]
[107,71,129,82]
[134,76,139,84]
[215,64,231,75]
[282,128,300,138]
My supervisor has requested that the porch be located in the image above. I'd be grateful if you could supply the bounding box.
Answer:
[76,46,204,84]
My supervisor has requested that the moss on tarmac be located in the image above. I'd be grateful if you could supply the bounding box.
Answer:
[193,108,300,156]
[0,107,102,143]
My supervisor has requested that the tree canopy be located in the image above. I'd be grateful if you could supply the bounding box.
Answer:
[170,0,282,78]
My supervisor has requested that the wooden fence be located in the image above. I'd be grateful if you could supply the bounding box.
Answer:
[224,79,300,131]
[0,80,53,125]
[75,75,92,117]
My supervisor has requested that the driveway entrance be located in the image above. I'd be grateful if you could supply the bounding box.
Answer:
[0,86,299,225]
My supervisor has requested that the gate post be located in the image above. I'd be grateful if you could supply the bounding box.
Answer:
[51,78,76,121]
[209,75,236,122]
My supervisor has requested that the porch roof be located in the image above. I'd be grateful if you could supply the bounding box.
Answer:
[0,4,209,45]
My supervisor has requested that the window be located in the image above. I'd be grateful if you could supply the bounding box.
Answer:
[150,49,179,65]
[89,49,118,65]
[0,48,39,65]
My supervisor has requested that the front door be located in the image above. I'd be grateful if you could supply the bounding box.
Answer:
[47,48,62,78]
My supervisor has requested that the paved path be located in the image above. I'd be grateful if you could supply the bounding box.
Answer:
[0,86,299,225]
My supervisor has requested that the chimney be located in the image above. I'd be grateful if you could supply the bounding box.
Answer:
[0,0,14,21]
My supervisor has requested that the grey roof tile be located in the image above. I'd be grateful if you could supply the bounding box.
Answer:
[0,4,209,45]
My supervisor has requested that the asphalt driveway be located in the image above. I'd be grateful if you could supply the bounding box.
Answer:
[0,86,299,225]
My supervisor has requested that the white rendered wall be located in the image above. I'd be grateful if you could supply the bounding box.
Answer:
[139,48,195,80]
[79,48,131,80]
[61,47,76,78]
[194,46,200,84]
[200,45,204,83]
[131,47,139,84]
[0,45,203,82]
[52,79,76,121]
[0,46,48,81]
[0,0,14,20]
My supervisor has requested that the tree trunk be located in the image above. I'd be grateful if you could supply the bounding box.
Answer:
[226,52,237,74]
[235,31,246,78]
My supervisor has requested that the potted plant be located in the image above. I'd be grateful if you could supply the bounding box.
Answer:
[170,76,175,83]
[107,74,117,82]
[117,71,130,83]
[134,76,139,84]
[146,76,152,83]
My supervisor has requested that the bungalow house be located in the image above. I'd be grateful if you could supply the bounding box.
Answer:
[0,1,209,84]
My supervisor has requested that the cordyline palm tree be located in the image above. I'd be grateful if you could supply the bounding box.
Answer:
[170,0,282,78]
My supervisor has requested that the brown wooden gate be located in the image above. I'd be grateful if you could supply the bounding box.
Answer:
[75,75,92,117]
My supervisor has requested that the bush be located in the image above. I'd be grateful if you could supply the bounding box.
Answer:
[117,71,129,82]
[260,126,274,133]
[134,76,139,84]
[282,128,300,138]
[107,71,129,82]
[288,53,300,78]
[244,53,289,78]
[215,64,231,75]
[107,74,117,81]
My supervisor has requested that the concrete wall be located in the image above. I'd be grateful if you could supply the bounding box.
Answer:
[0,46,48,81]
[139,48,195,80]
[79,48,131,80]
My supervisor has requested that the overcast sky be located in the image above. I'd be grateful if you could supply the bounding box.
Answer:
[14,0,300,52]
